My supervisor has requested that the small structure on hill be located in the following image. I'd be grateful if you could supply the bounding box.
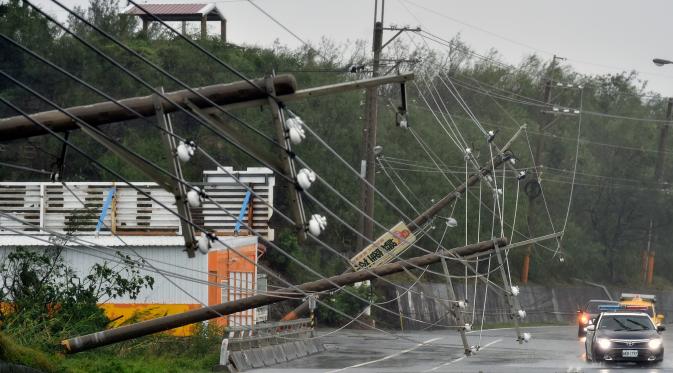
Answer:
[123,3,226,41]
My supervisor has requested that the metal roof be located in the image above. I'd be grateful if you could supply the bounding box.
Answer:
[123,3,224,21]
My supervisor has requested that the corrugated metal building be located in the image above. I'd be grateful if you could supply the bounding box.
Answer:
[0,167,274,334]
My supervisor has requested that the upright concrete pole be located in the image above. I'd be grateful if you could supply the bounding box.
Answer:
[357,2,384,250]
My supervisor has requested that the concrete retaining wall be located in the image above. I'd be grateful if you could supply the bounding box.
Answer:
[382,283,673,329]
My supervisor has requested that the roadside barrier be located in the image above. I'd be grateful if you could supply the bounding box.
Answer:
[214,318,325,372]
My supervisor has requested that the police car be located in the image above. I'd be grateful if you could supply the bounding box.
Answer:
[585,305,665,364]
[577,299,619,337]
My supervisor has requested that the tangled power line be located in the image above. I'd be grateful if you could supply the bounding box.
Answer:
[8,0,656,363]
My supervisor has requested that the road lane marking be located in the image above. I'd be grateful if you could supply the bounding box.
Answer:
[421,338,502,372]
[325,336,443,373]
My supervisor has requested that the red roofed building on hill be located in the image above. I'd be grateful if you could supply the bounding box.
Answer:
[123,3,226,41]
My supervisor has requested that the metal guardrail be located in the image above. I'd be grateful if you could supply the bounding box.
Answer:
[218,318,322,372]
[225,318,313,350]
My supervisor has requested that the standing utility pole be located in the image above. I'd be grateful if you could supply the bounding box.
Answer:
[521,75,552,284]
[357,1,384,250]
[521,55,564,284]
[643,97,673,285]
[357,0,421,249]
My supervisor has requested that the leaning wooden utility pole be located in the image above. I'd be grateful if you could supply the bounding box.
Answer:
[154,88,197,256]
[62,237,508,353]
[643,97,673,285]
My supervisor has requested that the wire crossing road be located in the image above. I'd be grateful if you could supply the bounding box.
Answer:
[252,326,673,372]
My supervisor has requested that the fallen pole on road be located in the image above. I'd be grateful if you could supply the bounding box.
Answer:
[62,237,507,353]
[282,124,526,322]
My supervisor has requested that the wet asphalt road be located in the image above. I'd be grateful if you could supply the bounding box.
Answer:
[251,325,673,372]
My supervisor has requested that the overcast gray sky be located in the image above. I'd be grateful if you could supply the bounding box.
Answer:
[34,0,673,97]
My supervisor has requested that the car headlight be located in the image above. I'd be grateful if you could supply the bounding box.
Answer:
[648,338,663,350]
[597,338,611,350]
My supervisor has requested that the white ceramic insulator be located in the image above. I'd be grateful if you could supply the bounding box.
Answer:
[446,217,458,228]
[297,168,316,189]
[308,214,326,236]
[177,142,192,162]
[197,234,211,254]
[511,286,520,296]
[285,117,298,130]
[187,188,201,208]
[289,127,305,145]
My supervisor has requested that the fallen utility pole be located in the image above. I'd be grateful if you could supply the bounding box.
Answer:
[0,73,415,141]
[62,237,507,353]
[2,73,413,257]
[282,124,525,321]
[0,75,297,140]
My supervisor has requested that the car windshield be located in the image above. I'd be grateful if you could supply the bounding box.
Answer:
[599,315,654,331]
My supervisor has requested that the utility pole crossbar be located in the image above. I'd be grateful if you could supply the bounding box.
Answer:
[62,237,507,353]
